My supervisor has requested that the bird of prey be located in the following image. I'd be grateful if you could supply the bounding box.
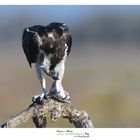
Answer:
[22,22,72,104]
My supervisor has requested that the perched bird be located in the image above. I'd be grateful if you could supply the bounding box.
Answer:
[22,22,72,104]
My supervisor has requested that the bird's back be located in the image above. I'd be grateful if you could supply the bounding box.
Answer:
[22,22,72,68]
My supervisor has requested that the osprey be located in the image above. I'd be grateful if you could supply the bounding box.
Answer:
[22,22,72,104]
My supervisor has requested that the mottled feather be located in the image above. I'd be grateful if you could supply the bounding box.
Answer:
[22,22,72,70]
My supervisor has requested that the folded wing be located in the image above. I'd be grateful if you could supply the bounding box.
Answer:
[22,28,42,67]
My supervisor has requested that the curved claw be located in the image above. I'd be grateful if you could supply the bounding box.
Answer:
[32,94,44,104]
[44,95,50,100]
[32,93,50,104]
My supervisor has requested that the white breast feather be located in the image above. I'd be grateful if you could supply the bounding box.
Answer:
[40,54,51,74]
[63,44,68,59]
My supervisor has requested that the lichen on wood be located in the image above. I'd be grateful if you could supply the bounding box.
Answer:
[0,98,93,128]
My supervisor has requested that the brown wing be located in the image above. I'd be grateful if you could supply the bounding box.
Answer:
[46,22,72,54]
[22,28,42,67]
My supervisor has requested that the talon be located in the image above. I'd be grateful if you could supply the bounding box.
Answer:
[36,97,43,104]
[32,95,44,104]
[32,96,37,103]
[44,95,50,100]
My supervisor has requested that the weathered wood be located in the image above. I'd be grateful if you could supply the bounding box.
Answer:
[0,98,93,128]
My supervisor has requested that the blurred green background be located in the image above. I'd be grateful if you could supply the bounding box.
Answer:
[1,6,140,127]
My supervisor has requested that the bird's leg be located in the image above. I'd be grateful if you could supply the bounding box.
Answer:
[50,79,70,103]
[50,61,70,103]
[50,79,65,97]
[32,64,49,103]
